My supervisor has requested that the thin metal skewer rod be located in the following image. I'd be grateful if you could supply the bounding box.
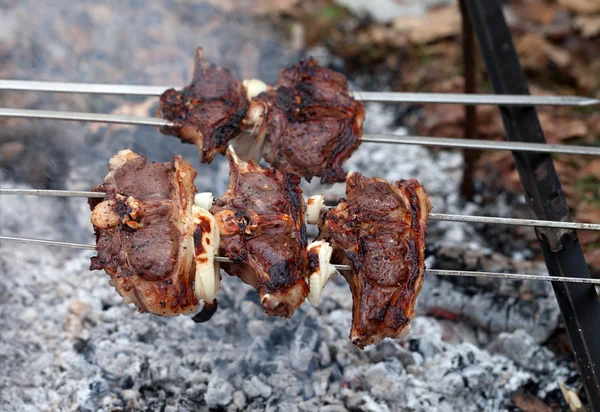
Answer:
[425,269,600,284]
[0,80,170,96]
[352,92,600,106]
[0,189,106,198]
[427,212,600,231]
[0,236,97,251]
[1,235,599,285]
[1,108,599,156]
[1,79,598,107]
[361,134,600,156]
[2,188,599,231]
[0,108,173,127]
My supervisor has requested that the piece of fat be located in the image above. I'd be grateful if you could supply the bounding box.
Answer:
[306,240,337,307]
[192,205,221,304]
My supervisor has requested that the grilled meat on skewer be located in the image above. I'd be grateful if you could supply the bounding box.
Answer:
[238,57,365,183]
[89,150,220,318]
[158,48,249,163]
[211,148,309,317]
[88,148,429,342]
[318,172,431,348]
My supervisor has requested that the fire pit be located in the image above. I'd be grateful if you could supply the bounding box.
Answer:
[0,1,598,411]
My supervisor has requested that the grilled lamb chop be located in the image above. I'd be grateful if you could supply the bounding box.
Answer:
[318,172,431,348]
[158,48,248,163]
[211,148,309,317]
[89,150,220,319]
[238,57,365,184]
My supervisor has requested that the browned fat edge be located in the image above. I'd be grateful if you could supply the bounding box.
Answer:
[175,171,188,210]
[398,180,427,313]
[283,173,307,248]
[169,270,198,312]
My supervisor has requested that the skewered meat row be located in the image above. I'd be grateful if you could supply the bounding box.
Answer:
[89,148,310,319]
[89,150,431,348]
[318,172,432,348]
[157,50,365,183]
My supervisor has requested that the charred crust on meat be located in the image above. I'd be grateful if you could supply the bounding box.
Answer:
[112,198,132,220]
[192,300,218,323]
[265,261,294,290]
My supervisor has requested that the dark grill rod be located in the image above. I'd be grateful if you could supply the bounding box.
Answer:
[1,108,599,156]
[2,188,600,231]
[462,0,600,409]
[3,235,600,285]
[459,0,478,199]
[0,79,598,106]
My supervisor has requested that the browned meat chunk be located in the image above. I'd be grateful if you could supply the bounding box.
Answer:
[239,57,365,184]
[211,148,309,317]
[158,48,248,163]
[89,150,200,316]
[318,172,431,348]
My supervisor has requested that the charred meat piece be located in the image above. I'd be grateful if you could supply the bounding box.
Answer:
[211,148,309,317]
[238,57,365,184]
[318,172,431,348]
[158,48,248,163]
[89,150,208,317]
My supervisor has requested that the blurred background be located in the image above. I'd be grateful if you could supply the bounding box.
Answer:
[0,0,598,410]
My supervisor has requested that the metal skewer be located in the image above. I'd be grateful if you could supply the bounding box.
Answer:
[427,212,600,231]
[0,189,106,198]
[362,134,600,156]
[0,108,171,127]
[1,79,598,107]
[1,235,598,285]
[2,188,599,231]
[1,108,599,156]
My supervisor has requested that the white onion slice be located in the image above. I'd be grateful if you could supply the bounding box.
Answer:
[306,194,325,225]
[307,273,322,307]
[194,192,214,211]
[306,240,336,307]
[192,205,221,303]
[243,79,268,99]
